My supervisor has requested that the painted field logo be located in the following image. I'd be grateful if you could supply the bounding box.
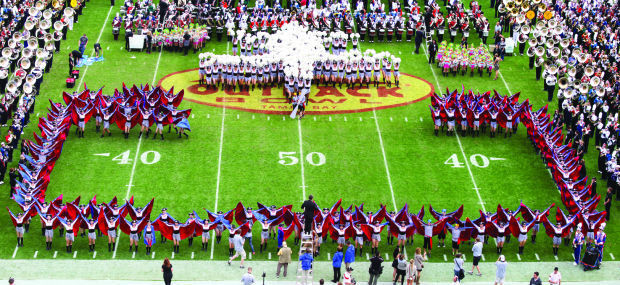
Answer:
[158,69,434,115]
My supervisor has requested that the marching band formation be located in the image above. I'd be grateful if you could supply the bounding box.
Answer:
[7,195,608,268]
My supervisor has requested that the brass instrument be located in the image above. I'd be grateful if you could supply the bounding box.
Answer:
[535,46,545,56]
[52,0,62,10]
[43,9,53,20]
[522,25,531,34]
[18,58,31,70]
[40,19,52,30]
[25,20,35,30]
[579,84,589,94]
[64,7,74,18]
[521,2,530,11]
[545,38,554,48]
[1,48,11,58]
[23,81,33,94]
[595,87,605,97]
[537,3,546,13]
[577,53,588,63]
[548,19,557,28]
[550,47,560,57]
[535,57,544,67]
[516,14,525,24]
[528,37,537,46]
[506,1,516,10]
[558,77,569,89]
[36,48,46,58]
[584,66,594,76]
[0,68,7,79]
[557,56,567,67]
[548,64,558,74]
[12,32,22,42]
[45,41,55,52]
[567,67,576,77]
[0,58,8,69]
[527,46,536,57]
[21,48,33,59]
[54,21,64,31]
[536,21,545,31]
[515,0,523,5]
[590,76,601,87]
[35,58,47,69]
[7,80,19,93]
[560,38,570,48]
[498,4,507,14]
[35,1,45,10]
[27,38,38,50]
[44,33,53,42]
[510,8,520,17]
[29,7,39,18]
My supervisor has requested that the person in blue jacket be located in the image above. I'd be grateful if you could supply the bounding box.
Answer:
[299,248,314,285]
[344,240,356,270]
[332,245,344,283]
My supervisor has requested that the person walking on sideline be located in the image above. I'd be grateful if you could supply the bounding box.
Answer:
[343,267,354,285]
[494,255,507,285]
[241,267,255,285]
[276,242,292,278]
[368,250,384,285]
[468,237,483,276]
[301,195,319,234]
[228,233,246,268]
[453,253,464,282]
[300,248,314,285]
[162,258,173,285]
[344,241,355,270]
[332,245,344,282]
[529,272,542,285]
[405,259,417,285]
[548,267,561,285]
[413,248,425,285]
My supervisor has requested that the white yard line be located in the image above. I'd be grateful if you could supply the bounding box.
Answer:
[209,103,226,260]
[11,246,18,258]
[209,45,230,260]
[113,45,163,258]
[372,110,398,211]
[76,6,113,92]
[498,71,513,95]
[421,44,488,214]
[297,120,307,200]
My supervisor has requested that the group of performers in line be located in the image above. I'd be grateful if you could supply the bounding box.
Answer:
[7,198,608,266]
[430,88,607,266]
[197,33,402,93]
[62,84,192,139]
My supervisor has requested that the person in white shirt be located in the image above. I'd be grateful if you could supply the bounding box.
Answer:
[468,237,483,276]
[343,267,354,285]
[548,267,561,285]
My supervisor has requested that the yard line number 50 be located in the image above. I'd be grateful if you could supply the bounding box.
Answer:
[278,152,326,166]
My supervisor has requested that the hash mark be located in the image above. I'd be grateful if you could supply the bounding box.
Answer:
[610,253,615,260]
[93,251,97,259]
[207,114,210,119]
[267,116,270,121]
[344,117,347,122]
[11,246,18,258]
[53,251,58,258]
[366,253,370,260]
[252,115,255,119]
[151,252,155,259]
[443,254,447,261]
[329,116,332,121]
[191,114,194,119]
[535,253,540,260]
[554,255,558,260]
[191,252,195,259]
[268,252,272,259]
[359,117,362,121]
[73,251,77,258]
[132,251,135,259]
[516,254,521,261]
[385,253,389,260]
[107,47,110,50]
[389,117,393,121]
[172,251,175,259]
[236,114,239,119]
[34,251,38,258]
[313,117,316,121]
[481,254,485,261]
[327,253,331,260]
[405,117,408,122]
[419,117,423,122]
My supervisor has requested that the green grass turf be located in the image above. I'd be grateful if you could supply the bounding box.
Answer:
[0,0,617,264]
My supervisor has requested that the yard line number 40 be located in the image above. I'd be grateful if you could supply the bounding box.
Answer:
[278,151,326,166]
[113,150,161,165]
[444,154,502,168]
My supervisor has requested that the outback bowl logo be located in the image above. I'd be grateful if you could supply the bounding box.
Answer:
[158,69,434,115]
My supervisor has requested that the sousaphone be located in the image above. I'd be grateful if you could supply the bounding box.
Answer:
[527,46,536,57]
[54,21,64,31]
[6,79,19,93]
[39,19,51,30]
[1,48,11,58]
[558,77,569,89]
[43,9,53,20]
[535,46,545,56]
[35,1,45,10]
[584,66,594,76]
[0,68,7,79]
[521,25,531,35]
[64,7,74,18]
[23,81,33,95]
[18,58,31,70]
[25,19,35,30]
[27,37,38,50]
[579,84,589,94]
[577,53,588,63]
[590,76,601,87]
[567,67,576,77]
[550,47,560,57]
[595,87,605,97]
[560,38,570,48]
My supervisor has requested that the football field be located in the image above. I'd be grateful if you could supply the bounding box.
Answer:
[2,0,618,275]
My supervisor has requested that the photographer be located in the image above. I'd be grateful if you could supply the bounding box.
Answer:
[368,250,384,285]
